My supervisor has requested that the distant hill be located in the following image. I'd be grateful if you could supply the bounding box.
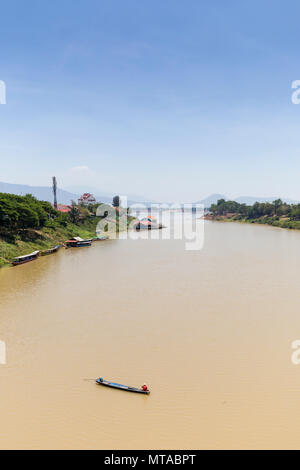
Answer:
[1,183,299,208]
[65,185,153,204]
[0,182,80,205]
[195,194,227,208]
[0,182,148,206]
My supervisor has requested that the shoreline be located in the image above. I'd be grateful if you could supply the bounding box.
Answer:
[0,192,137,269]
[204,214,300,231]
[0,225,97,268]
[0,224,133,269]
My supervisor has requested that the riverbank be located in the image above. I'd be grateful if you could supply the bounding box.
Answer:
[0,218,138,268]
[0,192,138,268]
[205,213,300,230]
[207,198,300,232]
[0,219,99,268]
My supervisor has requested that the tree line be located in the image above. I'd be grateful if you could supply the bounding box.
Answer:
[210,199,300,220]
[0,192,125,234]
[0,193,98,233]
[0,193,57,231]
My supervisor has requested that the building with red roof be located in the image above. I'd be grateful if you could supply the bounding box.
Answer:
[57,204,72,213]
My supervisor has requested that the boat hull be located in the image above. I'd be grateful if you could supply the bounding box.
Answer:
[41,246,61,256]
[65,242,92,248]
[96,379,150,394]
[12,251,40,266]
[12,258,37,266]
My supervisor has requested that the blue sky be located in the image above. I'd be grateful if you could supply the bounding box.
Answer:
[1,0,300,201]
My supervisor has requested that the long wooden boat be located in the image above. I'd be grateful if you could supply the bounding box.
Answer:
[76,241,92,247]
[41,245,61,256]
[96,378,150,395]
[65,239,92,248]
[12,251,40,266]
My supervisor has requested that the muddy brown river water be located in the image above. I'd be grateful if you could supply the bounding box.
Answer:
[1,220,300,449]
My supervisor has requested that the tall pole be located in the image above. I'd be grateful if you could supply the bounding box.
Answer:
[52,176,58,210]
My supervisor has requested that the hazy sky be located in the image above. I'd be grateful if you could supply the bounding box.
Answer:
[1,0,300,201]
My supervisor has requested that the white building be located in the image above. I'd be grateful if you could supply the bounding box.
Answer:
[78,193,97,206]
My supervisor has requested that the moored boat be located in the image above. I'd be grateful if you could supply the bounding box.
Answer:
[77,241,92,247]
[134,217,164,231]
[65,237,92,248]
[96,378,150,394]
[41,245,62,256]
[12,251,40,266]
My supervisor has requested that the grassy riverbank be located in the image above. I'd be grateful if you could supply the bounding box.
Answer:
[0,221,99,268]
[0,192,135,267]
[207,198,300,231]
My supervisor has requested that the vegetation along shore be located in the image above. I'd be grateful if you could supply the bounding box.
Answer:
[0,192,134,268]
[207,198,300,230]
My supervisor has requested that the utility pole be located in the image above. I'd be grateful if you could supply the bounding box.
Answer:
[52,176,58,210]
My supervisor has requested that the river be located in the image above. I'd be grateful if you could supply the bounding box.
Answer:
[1,219,300,449]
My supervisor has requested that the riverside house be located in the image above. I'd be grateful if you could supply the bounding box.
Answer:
[78,193,97,206]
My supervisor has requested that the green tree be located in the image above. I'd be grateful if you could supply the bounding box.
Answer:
[69,202,81,224]
[273,199,283,215]
[17,203,40,229]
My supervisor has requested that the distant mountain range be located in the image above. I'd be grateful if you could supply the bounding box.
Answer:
[196,194,227,208]
[0,183,299,208]
[64,185,153,204]
[0,182,113,205]
[0,181,153,206]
